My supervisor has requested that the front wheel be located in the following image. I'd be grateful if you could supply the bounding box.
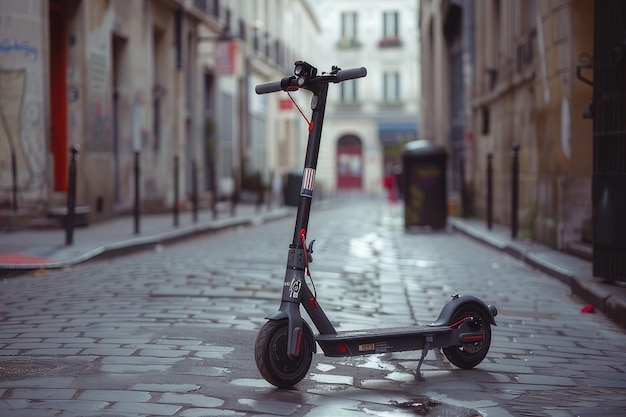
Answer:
[254,319,314,389]
[442,304,491,369]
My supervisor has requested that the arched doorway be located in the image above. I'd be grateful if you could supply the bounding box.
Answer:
[336,135,362,190]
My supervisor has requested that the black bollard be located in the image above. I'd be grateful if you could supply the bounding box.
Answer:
[191,159,198,223]
[210,161,218,220]
[173,155,179,227]
[11,152,17,211]
[487,153,493,230]
[511,144,520,238]
[134,150,140,234]
[230,168,238,217]
[267,171,274,211]
[65,144,80,245]
[460,153,467,218]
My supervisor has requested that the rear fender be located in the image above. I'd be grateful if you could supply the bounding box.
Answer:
[429,295,497,327]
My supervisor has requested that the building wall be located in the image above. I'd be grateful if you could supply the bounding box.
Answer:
[0,0,48,209]
[420,0,594,250]
[0,0,331,221]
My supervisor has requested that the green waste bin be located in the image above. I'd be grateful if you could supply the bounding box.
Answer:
[402,140,447,229]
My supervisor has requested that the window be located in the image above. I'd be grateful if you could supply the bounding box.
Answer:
[339,12,360,48]
[383,72,400,103]
[379,11,401,47]
[341,12,358,39]
[383,11,399,38]
[340,80,358,103]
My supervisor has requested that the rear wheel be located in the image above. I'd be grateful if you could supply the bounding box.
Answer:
[442,304,491,369]
[254,319,314,389]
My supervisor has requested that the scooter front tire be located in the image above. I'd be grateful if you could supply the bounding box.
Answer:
[254,319,314,389]
[442,303,492,369]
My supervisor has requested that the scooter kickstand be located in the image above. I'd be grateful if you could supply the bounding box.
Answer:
[415,335,433,380]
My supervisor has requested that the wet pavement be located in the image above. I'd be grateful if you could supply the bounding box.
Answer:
[1,197,625,416]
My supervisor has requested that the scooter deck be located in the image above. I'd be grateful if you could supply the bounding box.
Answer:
[316,325,452,357]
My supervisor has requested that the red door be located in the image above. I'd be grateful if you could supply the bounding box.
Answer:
[336,135,363,189]
[50,0,68,191]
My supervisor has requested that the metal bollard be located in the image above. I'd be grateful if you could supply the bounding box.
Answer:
[230,168,238,217]
[487,153,493,230]
[511,144,520,238]
[209,158,218,220]
[191,159,198,223]
[173,155,180,227]
[460,153,467,218]
[65,144,80,245]
[134,150,141,234]
[11,152,17,211]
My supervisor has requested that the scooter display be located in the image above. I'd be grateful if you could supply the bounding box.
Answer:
[254,61,498,389]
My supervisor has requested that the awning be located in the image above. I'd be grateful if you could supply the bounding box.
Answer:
[378,121,418,145]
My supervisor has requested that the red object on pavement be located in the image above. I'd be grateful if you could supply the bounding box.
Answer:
[0,253,54,265]
[580,304,595,313]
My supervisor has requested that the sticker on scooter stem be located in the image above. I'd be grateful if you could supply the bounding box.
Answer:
[289,278,302,298]
[301,168,316,197]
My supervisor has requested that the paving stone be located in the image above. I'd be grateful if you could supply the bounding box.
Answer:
[106,402,182,415]
[158,393,223,408]
[237,398,302,415]
[130,383,200,393]
[22,348,83,356]
[136,349,190,358]
[100,364,172,373]
[10,388,76,400]
[25,399,108,412]
[79,389,151,402]
[79,347,138,357]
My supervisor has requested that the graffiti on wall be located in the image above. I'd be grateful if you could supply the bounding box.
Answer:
[0,38,39,62]
[0,69,46,207]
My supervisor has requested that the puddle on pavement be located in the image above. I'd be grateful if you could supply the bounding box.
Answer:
[230,378,272,387]
[0,358,93,380]
[336,354,398,372]
[315,363,336,372]
[361,397,481,417]
[392,398,442,415]
[309,373,354,385]
[385,371,415,383]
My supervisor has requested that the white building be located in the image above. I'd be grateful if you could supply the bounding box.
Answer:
[311,0,421,195]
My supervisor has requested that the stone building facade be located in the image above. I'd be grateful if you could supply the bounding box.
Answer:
[0,0,320,225]
[420,0,594,251]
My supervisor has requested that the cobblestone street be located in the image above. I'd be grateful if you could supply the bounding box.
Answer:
[1,197,625,416]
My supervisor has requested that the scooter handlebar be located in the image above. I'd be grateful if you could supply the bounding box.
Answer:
[255,79,286,94]
[335,66,367,82]
[255,66,367,94]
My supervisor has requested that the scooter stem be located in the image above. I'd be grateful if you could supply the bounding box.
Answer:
[291,82,329,245]
[279,81,329,359]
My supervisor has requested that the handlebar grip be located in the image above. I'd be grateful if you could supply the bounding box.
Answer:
[336,67,367,82]
[255,80,283,94]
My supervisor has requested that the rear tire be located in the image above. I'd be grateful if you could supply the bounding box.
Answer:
[254,319,314,389]
[442,304,491,369]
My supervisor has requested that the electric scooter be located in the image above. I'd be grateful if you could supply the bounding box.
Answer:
[254,61,498,389]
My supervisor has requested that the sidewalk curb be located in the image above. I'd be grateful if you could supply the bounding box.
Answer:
[0,208,293,275]
[449,217,626,329]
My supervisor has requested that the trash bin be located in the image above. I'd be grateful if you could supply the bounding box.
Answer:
[284,171,302,207]
[402,140,447,229]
